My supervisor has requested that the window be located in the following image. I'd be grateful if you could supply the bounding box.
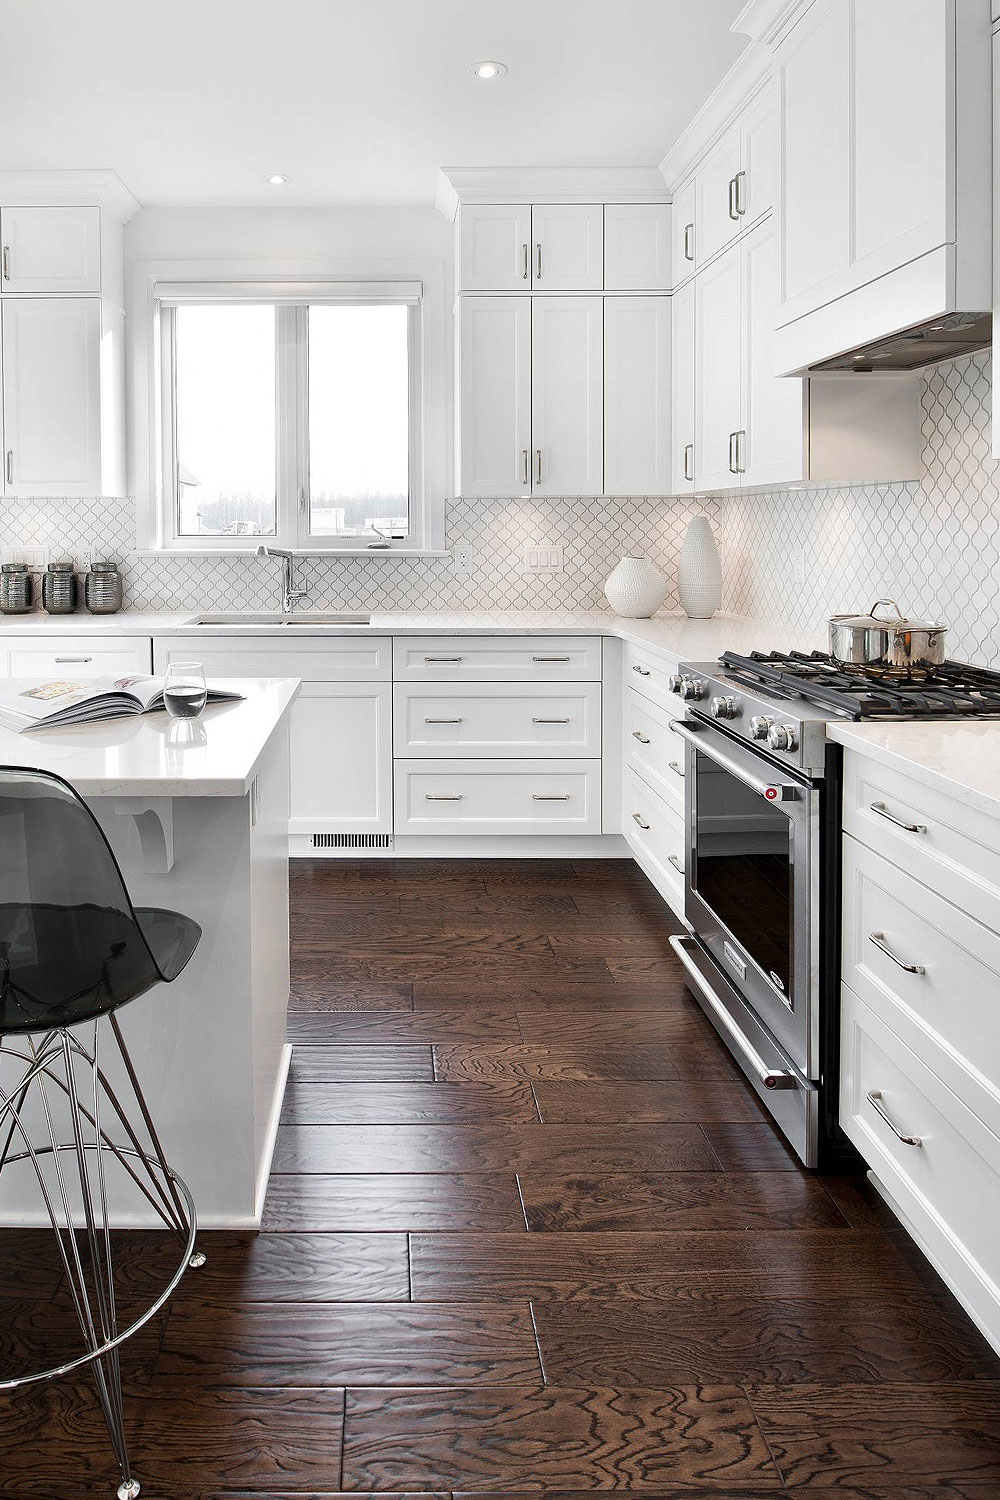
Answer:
[157,285,425,551]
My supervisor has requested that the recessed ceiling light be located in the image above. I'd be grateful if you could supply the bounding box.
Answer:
[267,174,290,186]
[469,60,507,81]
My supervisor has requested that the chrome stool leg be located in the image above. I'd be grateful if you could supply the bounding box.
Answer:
[0,1020,202,1499]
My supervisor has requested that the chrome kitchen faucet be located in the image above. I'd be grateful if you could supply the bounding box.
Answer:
[256,544,308,615]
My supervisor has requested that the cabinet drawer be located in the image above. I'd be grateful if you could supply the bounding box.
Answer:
[843,834,1000,1137]
[394,682,601,758]
[623,768,686,918]
[3,636,152,678]
[624,690,685,813]
[154,636,391,681]
[624,643,683,714]
[840,982,1000,1350]
[843,748,1000,932]
[393,636,601,680]
[394,759,602,836]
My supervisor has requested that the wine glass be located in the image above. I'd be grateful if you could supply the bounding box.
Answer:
[163,661,208,719]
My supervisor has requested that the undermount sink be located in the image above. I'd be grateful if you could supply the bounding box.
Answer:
[190,612,371,627]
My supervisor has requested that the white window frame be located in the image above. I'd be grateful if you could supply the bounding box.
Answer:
[131,262,450,556]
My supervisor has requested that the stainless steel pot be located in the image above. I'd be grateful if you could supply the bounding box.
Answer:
[829,599,948,675]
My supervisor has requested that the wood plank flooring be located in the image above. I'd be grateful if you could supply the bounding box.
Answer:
[2,856,998,1498]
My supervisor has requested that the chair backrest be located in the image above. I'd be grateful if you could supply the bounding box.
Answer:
[0,766,165,1035]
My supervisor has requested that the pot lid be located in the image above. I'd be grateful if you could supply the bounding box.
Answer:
[830,598,948,632]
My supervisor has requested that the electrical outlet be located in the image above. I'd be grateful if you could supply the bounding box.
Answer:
[524,543,564,574]
[452,545,472,577]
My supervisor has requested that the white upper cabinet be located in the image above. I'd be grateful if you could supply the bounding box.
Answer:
[695,129,744,269]
[457,296,531,498]
[671,279,696,492]
[690,86,776,273]
[740,216,804,487]
[458,204,532,291]
[603,204,671,291]
[671,179,698,285]
[695,243,743,491]
[0,206,101,293]
[530,205,604,290]
[531,296,603,496]
[738,85,777,232]
[603,296,671,495]
[1,297,109,497]
[774,0,991,368]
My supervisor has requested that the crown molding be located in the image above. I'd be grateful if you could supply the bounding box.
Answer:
[733,0,810,46]
[435,166,668,220]
[657,40,772,192]
[0,169,141,222]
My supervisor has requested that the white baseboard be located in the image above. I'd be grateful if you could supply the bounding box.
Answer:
[291,833,630,859]
[252,1041,293,1227]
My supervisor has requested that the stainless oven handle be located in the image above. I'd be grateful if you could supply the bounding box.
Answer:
[669,720,801,802]
[670,935,802,1091]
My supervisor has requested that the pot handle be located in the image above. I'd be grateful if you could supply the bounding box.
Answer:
[869,598,905,623]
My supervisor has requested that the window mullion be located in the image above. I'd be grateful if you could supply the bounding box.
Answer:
[275,305,299,547]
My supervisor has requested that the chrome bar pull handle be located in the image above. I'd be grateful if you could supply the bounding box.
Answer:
[4,449,12,485]
[54,656,93,663]
[1,246,9,281]
[424,655,463,663]
[632,664,650,677]
[631,730,651,744]
[532,655,570,662]
[867,1089,922,1147]
[535,448,542,485]
[668,760,685,777]
[535,242,542,280]
[735,428,747,474]
[728,175,740,221]
[424,717,464,724]
[521,242,529,281]
[870,801,926,834]
[683,442,694,482]
[425,793,462,801]
[683,222,694,262]
[521,448,529,487]
[734,169,747,216]
[868,931,925,975]
[667,853,684,874]
[632,812,650,829]
[533,717,570,724]
[728,431,739,474]
[533,793,570,801]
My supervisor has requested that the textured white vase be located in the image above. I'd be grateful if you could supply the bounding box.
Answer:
[603,556,668,618]
[677,516,722,619]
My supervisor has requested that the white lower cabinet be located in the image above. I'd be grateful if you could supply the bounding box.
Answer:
[624,690,685,813]
[290,683,392,837]
[1,635,152,677]
[623,767,685,920]
[394,759,602,836]
[393,682,601,758]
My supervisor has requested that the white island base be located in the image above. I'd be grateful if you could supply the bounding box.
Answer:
[0,680,296,1229]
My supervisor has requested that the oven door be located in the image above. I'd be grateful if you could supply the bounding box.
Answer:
[673,715,820,1079]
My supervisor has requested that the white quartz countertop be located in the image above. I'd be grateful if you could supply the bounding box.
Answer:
[0,609,827,664]
[828,719,1000,820]
[0,677,299,797]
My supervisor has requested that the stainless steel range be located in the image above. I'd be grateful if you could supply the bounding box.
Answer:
[667,650,1000,1168]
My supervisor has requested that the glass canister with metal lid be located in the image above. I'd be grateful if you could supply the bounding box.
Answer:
[84,560,124,614]
[0,562,35,614]
[42,561,78,615]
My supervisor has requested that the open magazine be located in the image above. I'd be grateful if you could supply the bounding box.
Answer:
[0,676,243,733]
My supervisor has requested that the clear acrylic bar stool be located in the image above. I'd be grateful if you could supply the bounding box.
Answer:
[0,766,206,1499]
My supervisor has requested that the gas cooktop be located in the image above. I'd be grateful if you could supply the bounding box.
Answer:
[719,650,1000,720]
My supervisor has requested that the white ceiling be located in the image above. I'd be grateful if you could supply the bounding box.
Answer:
[0,0,747,208]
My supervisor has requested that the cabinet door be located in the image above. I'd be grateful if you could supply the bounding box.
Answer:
[671,279,697,492]
[695,126,743,266]
[741,218,805,487]
[531,205,604,290]
[738,85,777,228]
[604,296,670,496]
[288,682,392,836]
[777,0,851,321]
[671,179,698,284]
[458,205,531,292]
[458,297,531,497]
[531,296,603,496]
[604,204,671,290]
[695,244,742,491]
[2,298,102,496]
[0,206,101,293]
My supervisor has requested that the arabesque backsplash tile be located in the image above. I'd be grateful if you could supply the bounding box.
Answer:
[1,351,997,665]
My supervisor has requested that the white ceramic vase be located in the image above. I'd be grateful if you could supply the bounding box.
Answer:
[677,516,722,619]
[603,556,668,619]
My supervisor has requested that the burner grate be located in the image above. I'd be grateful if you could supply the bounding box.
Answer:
[719,650,1000,719]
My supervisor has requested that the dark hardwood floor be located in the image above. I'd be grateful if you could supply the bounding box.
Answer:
[2,856,1000,1497]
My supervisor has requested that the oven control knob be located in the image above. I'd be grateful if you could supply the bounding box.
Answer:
[767,723,799,752]
[711,695,738,720]
[749,715,775,741]
[680,676,705,701]
[666,674,684,694]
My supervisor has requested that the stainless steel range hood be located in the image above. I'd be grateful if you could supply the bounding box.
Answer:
[808,312,991,373]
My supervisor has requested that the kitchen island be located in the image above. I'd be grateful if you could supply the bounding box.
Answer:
[0,677,299,1228]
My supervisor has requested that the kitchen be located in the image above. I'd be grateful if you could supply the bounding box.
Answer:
[1,0,1000,1494]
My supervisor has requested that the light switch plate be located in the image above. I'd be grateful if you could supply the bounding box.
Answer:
[524,543,564,574]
